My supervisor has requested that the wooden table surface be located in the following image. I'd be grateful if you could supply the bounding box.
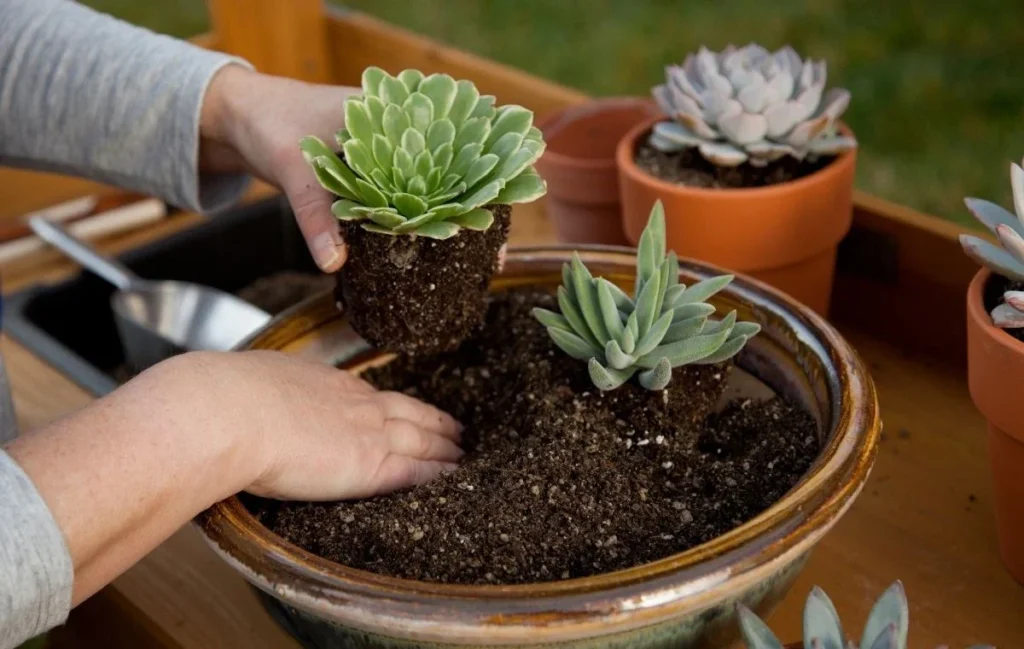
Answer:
[5,195,1021,648]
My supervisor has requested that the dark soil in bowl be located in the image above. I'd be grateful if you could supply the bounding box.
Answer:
[248,288,819,585]
[337,204,511,357]
[983,274,1024,343]
[634,139,834,189]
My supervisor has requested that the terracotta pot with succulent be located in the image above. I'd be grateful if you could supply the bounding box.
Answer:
[300,67,548,354]
[617,44,858,314]
[198,201,879,649]
[534,97,660,245]
[738,581,993,649]
[960,160,1024,585]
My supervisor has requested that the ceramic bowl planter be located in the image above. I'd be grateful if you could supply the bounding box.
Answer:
[535,98,660,245]
[197,246,879,649]
[617,44,858,315]
[966,270,1024,584]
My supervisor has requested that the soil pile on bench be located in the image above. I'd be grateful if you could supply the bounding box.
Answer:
[248,288,818,585]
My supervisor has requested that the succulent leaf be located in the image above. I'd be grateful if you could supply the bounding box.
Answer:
[804,586,845,649]
[738,604,785,649]
[588,359,636,391]
[652,44,856,166]
[532,308,571,333]
[859,582,908,649]
[448,207,494,231]
[638,358,672,390]
[303,67,545,238]
[411,221,461,240]
[549,328,601,361]
[676,275,735,305]
[596,279,626,341]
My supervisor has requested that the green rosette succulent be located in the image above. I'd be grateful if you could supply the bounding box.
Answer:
[299,67,547,240]
[532,201,760,391]
[738,581,993,649]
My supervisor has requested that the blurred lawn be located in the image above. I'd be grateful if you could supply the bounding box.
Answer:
[85,0,1024,228]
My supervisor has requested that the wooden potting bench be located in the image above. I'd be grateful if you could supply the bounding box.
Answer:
[0,1,1019,647]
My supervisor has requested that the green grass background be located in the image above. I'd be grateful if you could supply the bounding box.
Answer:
[84,0,1024,228]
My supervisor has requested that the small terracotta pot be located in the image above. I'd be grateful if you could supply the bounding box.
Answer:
[535,98,660,246]
[198,248,880,649]
[966,269,1024,584]
[616,116,857,315]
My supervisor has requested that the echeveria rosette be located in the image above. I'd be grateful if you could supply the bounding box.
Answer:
[532,201,760,391]
[738,579,992,649]
[649,44,857,167]
[299,67,547,240]
[960,159,1024,328]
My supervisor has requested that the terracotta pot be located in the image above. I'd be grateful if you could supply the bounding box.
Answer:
[535,99,660,246]
[616,116,857,315]
[966,269,1024,584]
[197,248,879,649]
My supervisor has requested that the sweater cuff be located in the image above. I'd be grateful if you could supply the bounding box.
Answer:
[183,57,255,215]
[0,451,73,647]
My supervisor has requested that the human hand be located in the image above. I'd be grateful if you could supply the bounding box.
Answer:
[130,350,464,501]
[199,65,358,272]
[199,65,510,274]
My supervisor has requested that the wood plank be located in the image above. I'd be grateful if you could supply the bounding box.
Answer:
[206,0,332,82]
[324,8,586,117]
[833,191,980,369]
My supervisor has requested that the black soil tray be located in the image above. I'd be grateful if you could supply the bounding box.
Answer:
[4,196,324,396]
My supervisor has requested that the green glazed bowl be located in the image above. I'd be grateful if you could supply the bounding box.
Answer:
[196,247,880,649]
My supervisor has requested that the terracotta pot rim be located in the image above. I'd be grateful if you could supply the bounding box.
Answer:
[967,268,1024,356]
[196,247,880,641]
[616,115,857,198]
[537,97,658,172]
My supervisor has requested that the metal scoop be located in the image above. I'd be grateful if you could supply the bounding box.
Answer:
[30,216,272,371]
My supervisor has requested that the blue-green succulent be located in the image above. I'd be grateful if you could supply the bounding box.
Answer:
[532,201,760,391]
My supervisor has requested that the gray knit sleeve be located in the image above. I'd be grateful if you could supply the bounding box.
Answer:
[0,0,253,214]
[0,451,74,649]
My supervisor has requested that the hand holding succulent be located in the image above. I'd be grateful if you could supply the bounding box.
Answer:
[961,160,1024,328]
[300,67,547,240]
[650,44,857,167]
[532,201,759,391]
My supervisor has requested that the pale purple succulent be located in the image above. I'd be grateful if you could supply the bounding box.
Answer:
[650,44,857,167]
[961,160,1024,329]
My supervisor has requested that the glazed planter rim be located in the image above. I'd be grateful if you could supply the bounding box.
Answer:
[196,246,879,644]
[616,115,857,198]
[536,96,657,172]
[968,268,1024,357]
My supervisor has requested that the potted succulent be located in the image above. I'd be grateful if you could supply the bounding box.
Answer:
[738,581,993,649]
[300,67,548,354]
[616,44,858,314]
[534,98,659,245]
[959,159,1024,585]
[197,201,880,649]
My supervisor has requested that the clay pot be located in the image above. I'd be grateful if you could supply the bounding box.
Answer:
[616,116,857,315]
[535,99,660,246]
[966,269,1024,584]
[198,248,879,649]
